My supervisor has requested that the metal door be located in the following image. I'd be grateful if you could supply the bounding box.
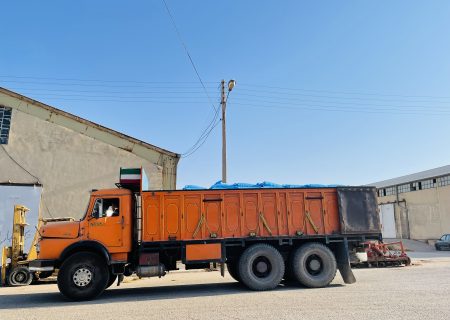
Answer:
[88,197,123,247]
[379,204,396,239]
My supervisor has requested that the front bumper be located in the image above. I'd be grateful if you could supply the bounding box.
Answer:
[29,259,56,272]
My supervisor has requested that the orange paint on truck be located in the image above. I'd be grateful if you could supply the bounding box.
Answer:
[31,183,380,301]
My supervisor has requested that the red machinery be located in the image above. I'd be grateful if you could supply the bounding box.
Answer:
[352,241,411,267]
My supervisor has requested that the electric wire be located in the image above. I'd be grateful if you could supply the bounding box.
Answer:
[0,74,215,84]
[238,83,450,100]
[161,0,216,112]
[0,145,54,218]
[13,94,450,115]
[17,91,450,111]
[0,145,41,184]
[161,0,223,157]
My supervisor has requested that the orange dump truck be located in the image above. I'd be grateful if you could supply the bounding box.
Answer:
[30,168,381,301]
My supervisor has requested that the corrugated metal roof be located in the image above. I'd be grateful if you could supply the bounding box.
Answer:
[0,87,180,164]
[369,165,450,188]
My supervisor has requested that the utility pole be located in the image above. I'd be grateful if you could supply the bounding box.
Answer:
[221,79,235,184]
[221,80,227,183]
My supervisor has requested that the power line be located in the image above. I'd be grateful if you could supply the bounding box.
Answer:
[0,79,217,89]
[235,91,450,105]
[0,145,41,184]
[25,92,448,110]
[0,74,215,84]
[161,0,216,112]
[8,94,450,115]
[239,83,450,100]
[232,97,450,111]
[5,87,216,94]
[161,0,222,157]
[232,102,450,116]
[182,119,221,158]
[235,88,450,104]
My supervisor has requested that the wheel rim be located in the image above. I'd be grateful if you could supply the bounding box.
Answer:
[11,270,29,284]
[73,268,93,287]
[15,272,26,283]
[305,254,323,276]
[252,256,272,278]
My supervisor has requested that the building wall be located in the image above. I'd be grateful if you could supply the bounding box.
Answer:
[378,185,450,240]
[0,109,164,219]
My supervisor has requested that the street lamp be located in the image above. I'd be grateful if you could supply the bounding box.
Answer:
[221,79,236,183]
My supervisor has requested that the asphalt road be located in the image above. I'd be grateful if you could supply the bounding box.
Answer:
[1,256,450,320]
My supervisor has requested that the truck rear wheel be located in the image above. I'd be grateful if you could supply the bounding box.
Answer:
[291,243,337,288]
[57,252,109,301]
[238,244,284,291]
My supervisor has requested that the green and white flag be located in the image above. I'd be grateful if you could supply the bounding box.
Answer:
[120,168,141,184]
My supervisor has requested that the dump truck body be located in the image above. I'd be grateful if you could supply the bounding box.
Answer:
[30,172,381,301]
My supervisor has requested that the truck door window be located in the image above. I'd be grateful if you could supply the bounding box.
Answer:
[92,198,120,218]
[104,198,120,217]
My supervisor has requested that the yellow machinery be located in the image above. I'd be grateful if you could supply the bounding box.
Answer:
[1,205,39,286]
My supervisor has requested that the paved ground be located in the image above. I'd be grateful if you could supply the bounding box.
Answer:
[1,253,450,320]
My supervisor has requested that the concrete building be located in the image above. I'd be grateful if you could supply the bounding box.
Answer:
[0,87,180,230]
[370,165,450,241]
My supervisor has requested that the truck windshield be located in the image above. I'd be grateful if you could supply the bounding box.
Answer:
[80,195,92,221]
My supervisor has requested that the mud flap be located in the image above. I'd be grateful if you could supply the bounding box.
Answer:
[335,240,356,284]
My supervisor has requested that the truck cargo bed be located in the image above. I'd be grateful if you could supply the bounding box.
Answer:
[141,187,379,242]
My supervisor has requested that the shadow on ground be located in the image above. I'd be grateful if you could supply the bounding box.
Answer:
[0,281,343,309]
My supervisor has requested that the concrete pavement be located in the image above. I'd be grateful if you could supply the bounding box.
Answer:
[1,256,449,320]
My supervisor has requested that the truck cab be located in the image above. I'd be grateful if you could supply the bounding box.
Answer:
[31,189,135,299]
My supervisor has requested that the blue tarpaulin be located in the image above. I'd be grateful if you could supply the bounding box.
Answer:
[182,181,342,190]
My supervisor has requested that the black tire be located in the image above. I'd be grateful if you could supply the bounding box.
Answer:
[291,243,337,288]
[57,252,109,301]
[226,262,241,282]
[106,274,118,289]
[7,267,33,286]
[435,244,441,251]
[238,244,284,291]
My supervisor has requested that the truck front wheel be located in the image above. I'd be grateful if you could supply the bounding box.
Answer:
[238,244,284,291]
[290,243,337,288]
[57,252,109,301]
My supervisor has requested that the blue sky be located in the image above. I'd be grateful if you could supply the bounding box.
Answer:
[1,1,450,188]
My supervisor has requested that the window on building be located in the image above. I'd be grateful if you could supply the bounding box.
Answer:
[421,179,436,190]
[0,106,12,144]
[438,175,450,187]
[398,183,411,194]
[385,186,396,196]
[377,187,395,197]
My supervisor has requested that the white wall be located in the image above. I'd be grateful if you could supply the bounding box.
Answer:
[378,184,450,240]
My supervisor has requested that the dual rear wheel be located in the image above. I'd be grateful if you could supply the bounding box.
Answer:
[229,242,337,290]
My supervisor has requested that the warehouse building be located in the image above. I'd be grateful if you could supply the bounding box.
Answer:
[0,87,179,248]
[370,165,450,242]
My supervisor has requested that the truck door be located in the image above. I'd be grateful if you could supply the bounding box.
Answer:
[88,197,123,247]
